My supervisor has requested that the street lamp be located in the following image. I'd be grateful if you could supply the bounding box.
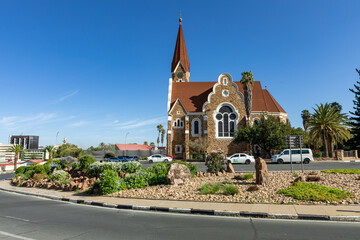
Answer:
[124,132,130,156]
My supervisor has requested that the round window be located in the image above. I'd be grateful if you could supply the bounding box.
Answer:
[222,90,229,97]
[229,113,236,120]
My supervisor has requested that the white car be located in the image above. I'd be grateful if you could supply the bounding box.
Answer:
[147,154,172,163]
[227,153,255,164]
[271,148,313,164]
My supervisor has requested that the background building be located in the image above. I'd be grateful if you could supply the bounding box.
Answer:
[9,135,39,150]
[0,144,15,162]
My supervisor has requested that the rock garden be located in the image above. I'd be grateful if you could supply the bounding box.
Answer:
[10,151,360,205]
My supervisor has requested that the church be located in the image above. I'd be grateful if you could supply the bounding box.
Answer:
[166,19,287,159]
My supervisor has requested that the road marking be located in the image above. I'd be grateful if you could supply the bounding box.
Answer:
[0,230,35,240]
[5,216,30,222]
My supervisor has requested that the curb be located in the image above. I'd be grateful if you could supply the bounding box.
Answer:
[0,187,360,223]
[343,160,360,163]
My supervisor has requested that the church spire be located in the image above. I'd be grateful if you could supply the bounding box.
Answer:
[171,18,190,81]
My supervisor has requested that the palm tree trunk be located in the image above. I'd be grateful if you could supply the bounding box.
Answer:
[245,83,253,121]
[323,132,329,158]
[14,153,18,170]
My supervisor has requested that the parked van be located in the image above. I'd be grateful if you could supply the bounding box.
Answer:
[271,149,313,164]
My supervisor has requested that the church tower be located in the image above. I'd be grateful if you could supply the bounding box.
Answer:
[171,18,190,82]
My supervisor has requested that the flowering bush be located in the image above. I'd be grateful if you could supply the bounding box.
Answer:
[88,162,123,176]
[205,150,226,173]
[146,163,168,185]
[59,156,77,169]
[50,170,68,182]
[124,169,150,189]
[100,170,126,195]
[121,161,142,174]
[78,154,96,170]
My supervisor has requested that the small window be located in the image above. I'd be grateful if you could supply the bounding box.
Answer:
[174,118,184,128]
[283,150,289,155]
[177,111,180,115]
[223,78,228,85]
[240,154,246,157]
[191,118,201,137]
[291,150,300,154]
[302,150,309,154]
[175,145,182,154]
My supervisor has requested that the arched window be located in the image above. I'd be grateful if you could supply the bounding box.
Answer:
[173,118,184,128]
[215,105,237,137]
[191,118,201,137]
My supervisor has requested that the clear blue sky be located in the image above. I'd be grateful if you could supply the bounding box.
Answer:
[0,0,359,148]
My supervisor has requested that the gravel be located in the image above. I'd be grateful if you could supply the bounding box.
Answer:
[111,171,360,205]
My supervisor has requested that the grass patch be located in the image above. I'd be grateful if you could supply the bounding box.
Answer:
[200,183,221,195]
[293,173,299,178]
[223,184,239,196]
[321,169,360,174]
[277,182,353,202]
[243,173,253,180]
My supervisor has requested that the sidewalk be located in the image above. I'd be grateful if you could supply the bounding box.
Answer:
[1,180,360,222]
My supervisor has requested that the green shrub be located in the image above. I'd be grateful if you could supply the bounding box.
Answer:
[146,163,168,185]
[205,150,226,173]
[78,155,96,170]
[124,170,150,189]
[143,156,148,160]
[223,184,239,196]
[293,173,299,178]
[34,164,47,174]
[100,170,126,195]
[277,182,353,202]
[313,151,322,158]
[321,169,360,174]
[200,183,221,195]
[50,170,68,182]
[121,161,142,174]
[15,166,28,175]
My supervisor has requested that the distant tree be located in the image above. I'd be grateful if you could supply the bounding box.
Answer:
[55,143,84,158]
[330,102,342,113]
[161,129,166,147]
[156,124,163,147]
[150,142,155,147]
[186,137,209,159]
[144,141,148,145]
[234,115,290,157]
[240,71,254,121]
[308,103,350,157]
[8,144,24,170]
[348,68,360,150]
[45,145,55,160]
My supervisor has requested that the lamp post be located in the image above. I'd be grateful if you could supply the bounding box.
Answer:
[124,132,130,156]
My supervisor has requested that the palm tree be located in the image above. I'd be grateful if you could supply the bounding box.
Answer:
[330,102,342,113]
[161,128,166,147]
[240,71,254,123]
[301,110,311,132]
[8,144,24,170]
[308,103,350,157]
[156,124,163,147]
[45,145,55,160]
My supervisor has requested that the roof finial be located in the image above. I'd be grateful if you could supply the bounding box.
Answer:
[179,10,182,23]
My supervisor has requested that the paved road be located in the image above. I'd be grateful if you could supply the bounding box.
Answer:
[144,161,360,172]
[1,162,359,181]
[0,191,359,240]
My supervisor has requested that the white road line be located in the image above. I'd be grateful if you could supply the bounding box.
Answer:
[5,216,30,222]
[0,230,35,240]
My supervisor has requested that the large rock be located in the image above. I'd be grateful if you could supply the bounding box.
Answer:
[166,163,191,185]
[255,157,268,185]
[226,162,235,173]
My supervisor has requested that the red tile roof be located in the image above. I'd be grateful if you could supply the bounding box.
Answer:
[171,23,190,72]
[115,144,153,151]
[170,81,286,113]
